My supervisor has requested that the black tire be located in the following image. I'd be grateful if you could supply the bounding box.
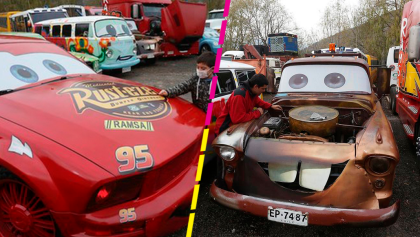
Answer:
[200,44,211,55]
[390,86,397,115]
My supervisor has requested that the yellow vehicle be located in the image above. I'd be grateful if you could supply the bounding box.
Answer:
[0,12,20,32]
[366,54,379,83]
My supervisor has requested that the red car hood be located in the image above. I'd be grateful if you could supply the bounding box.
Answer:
[0,74,205,176]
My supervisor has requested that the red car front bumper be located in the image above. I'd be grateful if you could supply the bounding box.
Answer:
[210,181,400,227]
[52,166,197,237]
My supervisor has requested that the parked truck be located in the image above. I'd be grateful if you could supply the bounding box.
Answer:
[104,0,207,57]
[395,0,420,159]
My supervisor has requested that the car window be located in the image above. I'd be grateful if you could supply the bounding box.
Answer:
[52,25,60,37]
[0,50,94,91]
[236,70,256,86]
[95,19,132,37]
[215,70,236,97]
[279,65,371,94]
[394,48,399,63]
[42,25,50,36]
[62,25,72,37]
[75,23,89,37]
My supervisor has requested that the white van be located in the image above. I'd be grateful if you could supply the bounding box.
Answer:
[222,50,244,60]
[387,46,400,113]
[10,8,68,32]
[205,9,224,33]
[387,46,400,87]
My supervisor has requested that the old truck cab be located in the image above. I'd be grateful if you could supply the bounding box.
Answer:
[35,16,140,72]
[395,0,420,159]
[105,0,207,57]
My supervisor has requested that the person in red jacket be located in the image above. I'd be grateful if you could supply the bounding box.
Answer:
[215,74,282,135]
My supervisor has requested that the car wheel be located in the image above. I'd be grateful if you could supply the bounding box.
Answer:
[0,168,57,236]
[390,86,397,115]
[200,45,211,55]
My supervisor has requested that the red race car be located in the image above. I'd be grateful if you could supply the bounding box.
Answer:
[0,35,205,236]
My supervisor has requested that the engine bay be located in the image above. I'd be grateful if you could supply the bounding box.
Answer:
[253,105,371,144]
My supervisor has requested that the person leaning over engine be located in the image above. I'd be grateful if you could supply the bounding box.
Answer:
[215,74,282,135]
[159,52,215,113]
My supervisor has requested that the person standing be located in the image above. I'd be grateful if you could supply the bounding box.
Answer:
[159,52,215,113]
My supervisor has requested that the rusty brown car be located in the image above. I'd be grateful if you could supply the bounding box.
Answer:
[211,56,400,227]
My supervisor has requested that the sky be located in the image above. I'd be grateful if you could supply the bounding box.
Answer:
[282,0,361,33]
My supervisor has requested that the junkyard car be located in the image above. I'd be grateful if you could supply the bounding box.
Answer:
[199,27,220,54]
[0,35,205,236]
[211,56,400,227]
[125,18,164,64]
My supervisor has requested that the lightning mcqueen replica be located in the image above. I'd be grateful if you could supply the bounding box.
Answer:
[0,35,205,236]
[211,56,400,227]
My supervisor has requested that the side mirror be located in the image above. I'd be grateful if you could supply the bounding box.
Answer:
[375,67,391,99]
[408,24,420,62]
[132,4,139,19]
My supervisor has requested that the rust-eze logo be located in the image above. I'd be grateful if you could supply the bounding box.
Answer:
[59,81,172,119]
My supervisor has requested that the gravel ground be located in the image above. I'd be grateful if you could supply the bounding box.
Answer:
[114,56,198,102]
[121,59,419,236]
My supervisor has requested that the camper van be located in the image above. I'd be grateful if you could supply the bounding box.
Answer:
[10,8,68,33]
[34,16,140,72]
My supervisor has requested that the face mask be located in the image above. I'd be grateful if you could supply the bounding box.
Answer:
[196,69,209,79]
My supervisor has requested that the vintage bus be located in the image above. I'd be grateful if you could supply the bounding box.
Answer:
[0,12,20,32]
[34,16,140,73]
[10,8,68,33]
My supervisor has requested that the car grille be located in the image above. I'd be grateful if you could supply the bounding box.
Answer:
[259,161,348,192]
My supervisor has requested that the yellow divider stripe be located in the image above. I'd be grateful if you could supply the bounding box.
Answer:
[196,154,205,182]
[191,184,200,210]
[186,213,195,237]
[200,129,209,152]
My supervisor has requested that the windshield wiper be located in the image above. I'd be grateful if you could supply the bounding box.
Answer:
[117,33,129,36]
[0,89,16,96]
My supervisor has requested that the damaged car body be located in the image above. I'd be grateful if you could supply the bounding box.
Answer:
[211,57,400,227]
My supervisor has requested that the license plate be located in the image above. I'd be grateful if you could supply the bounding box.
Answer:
[122,67,131,73]
[267,207,308,226]
[147,54,154,59]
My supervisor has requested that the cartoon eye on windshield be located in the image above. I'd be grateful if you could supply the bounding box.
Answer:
[106,25,117,36]
[324,73,346,89]
[122,25,131,35]
[43,60,67,75]
[289,74,308,89]
[10,65,39,83]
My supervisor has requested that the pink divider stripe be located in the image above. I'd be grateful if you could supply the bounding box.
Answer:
[214,48,223,73]
[210,76,218,99]
[205,103,213,126]
[223,0,231,17]
[219,20,227,45]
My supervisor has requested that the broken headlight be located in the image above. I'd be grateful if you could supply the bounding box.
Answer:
[368,156,392,174]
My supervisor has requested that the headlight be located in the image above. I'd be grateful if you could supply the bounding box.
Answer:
[133,47,138,55]
[368,156,391,174]
[150,44,155,50]
[219,146,236,161]
[106,49,113,58]
[213,41,218,46]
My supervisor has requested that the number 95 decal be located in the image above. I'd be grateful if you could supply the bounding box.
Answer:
[116,145,154,174]
[119,208,136,223]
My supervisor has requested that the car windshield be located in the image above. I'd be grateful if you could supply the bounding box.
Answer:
[279,65,371,94]
[0,46,94,91]
[95,19,132,37]
[143,4,166,18]
[204,27,219,38]
[209,12,224,19]
[29,12,68,24]
[125,19,138,31]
